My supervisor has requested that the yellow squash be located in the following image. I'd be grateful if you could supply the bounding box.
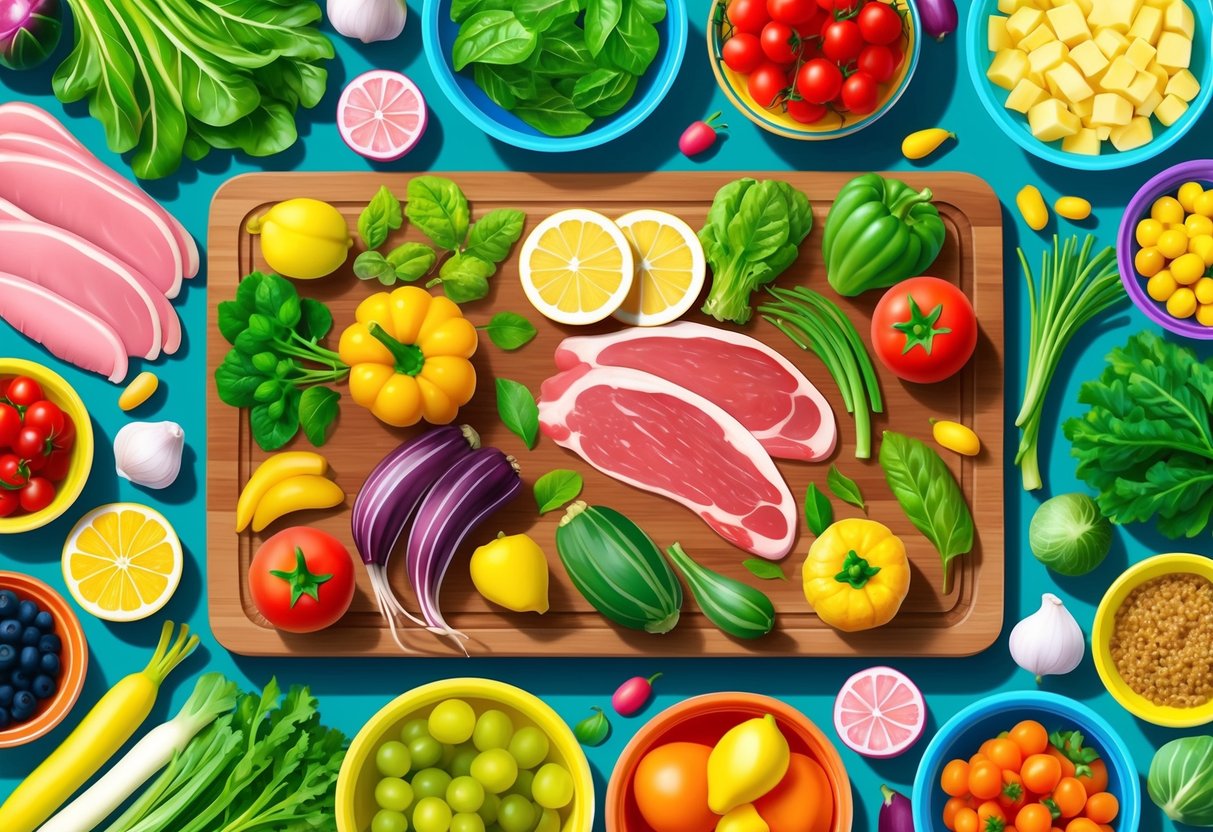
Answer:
[802,519,911,633]
[236,451,330,532]
[470,533,550,614]
[707,714,789,814]
[338,287,478,427]
[250,475,345,533]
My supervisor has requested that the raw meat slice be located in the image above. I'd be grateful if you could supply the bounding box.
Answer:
[539,364,797,560]
[0,151,184,298]
[0,273,128,383]
[554,321,838,461]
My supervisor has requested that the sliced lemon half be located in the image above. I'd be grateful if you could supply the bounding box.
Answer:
[519,208,634,325]
[612,209,707,326]
[62,503,183,622]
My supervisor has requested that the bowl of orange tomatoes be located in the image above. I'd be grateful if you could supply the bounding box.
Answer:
[912,691,1139,832]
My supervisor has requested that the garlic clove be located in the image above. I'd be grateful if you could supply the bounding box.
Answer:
[327,0,406,44]
[114,421,185,490]
[1009,592,1086,684]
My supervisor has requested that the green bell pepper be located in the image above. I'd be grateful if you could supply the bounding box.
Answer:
[822,174,947,297]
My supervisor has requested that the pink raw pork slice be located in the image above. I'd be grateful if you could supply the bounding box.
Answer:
[554,321,837,461]
[539,364,797,560]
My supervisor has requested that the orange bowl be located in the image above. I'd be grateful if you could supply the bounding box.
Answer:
[0,571,88,747]
[606,692,852,832]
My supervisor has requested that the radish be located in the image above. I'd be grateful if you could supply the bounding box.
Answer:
[612,672,661,716]
[679,113,727,157]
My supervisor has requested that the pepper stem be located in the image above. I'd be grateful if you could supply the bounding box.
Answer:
[646,672,663,685]
[269,546,334,607]
[891,187,934,221]
[368,322,425,376]
[834,550,881,589]
[880,784,895,806]
[893,296,952,355]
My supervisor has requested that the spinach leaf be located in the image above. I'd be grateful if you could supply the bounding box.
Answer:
[515,0,580,30]
[466,209,526,264]
[430,253,495,303]
[534,469,583,514]
[299,298,333,341]
[513,84,594,137]
[358,185,403,250]
[602,3,659,76]
[879,431,974,593]
[803,483,833,537]
[406,176,471,251]
[251,387,303,452]
[475,63,519,110]
[742,559,787,581]
[481,312,537,350]
[450,0,513,22]
[528,24,596,77]
[571,68,638,117]
[826,465,865,511]
[353,251,397,284]
[584,0,623,57]
[215,351,265,408]
[496,378,540,449]
[299,386,340,447]
[633,0,667,23]
[385,242,437,283]
[452,11,539,71]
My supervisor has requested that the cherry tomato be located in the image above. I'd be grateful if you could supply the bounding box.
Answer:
[728,0,771,34]
[1084,792,1118,824]
[1021,754,1063,795]
[0,490,18,517]
[748,62,789,107]
[857,0,903,45]
[0,454,28,489]
[1016,803,1054,832]
[786,98,827,123]
[18,477,55,513]
[5,376,43,408]
[1051,777,1087,819]
[1011,721,1050,756]
[1046,745,1078,780]
[969,760,1003,801]
[796,57,843,103]
[857,43,897,82]
[841,69,879,114]
[988,738,1024,772]
[0,403,20,448]
[23,401,64,440]
[249,527,356,633]
[821,18,863,62]
[977,801,1006,826]
[767,0,815,25]
[12,425,49,463]
[723,32,765,73]
[954,808,979,832]
[999,770,1027,812]
[793,6,825,38]
[816,0,860,11]
[761,21,800,64]
[941,759,971,798]
[872,276,977,383]
[1065,819,1103,832]
[42,449,71,482]
[1076,759,1108,795]
[943,796,969,829]
[55,413,75,452]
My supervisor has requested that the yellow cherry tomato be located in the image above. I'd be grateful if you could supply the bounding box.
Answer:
[1016,186,1049,232]
[1186,214,1213,238]
[931,419,981,456]
[1158,228,1190,259]
[1192,235,1213,267]
[1136,218,1164,247]
[1168,288,1198,319]
[1196,278,1213,305]
[1178,182,1206,213]
[1152,196,1185,225]
[1196,192,1213,218]
[1054,196,1091,221]
[1136,246,1165,277]
[1198,305,1213,327]
[1147,270,1179,302]
[1171,252,1207,285]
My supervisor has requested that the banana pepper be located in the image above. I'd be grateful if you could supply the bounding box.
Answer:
[802,518,910,632]
[338,286,478,427]
[822,173,947,297]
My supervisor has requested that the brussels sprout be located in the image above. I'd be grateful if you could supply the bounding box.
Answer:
[1029,493,1113,577]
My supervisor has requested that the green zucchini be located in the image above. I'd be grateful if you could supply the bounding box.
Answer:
[555,502,682,634]
[665,543,775,639]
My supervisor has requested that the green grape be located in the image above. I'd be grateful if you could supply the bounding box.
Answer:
[531,764,573,810]
[485,826,505,832]
[470,749,518,794]
[507,728,549,771]
[409,736,444,770]
[473,710,514,751]
[507,769,534,800]
[449,744,479,778]
[412,797,453,832]
[533,808,560,832]
[412,768,454,800]
[497,794,536,832]
[478,793,501,826]
[376,777,415,813]
[377,741,414,778]
[401,719,432,743]
[429,699,476,745]
[373,809,410,832]
[451,813,486,832]
[447,775,486,813]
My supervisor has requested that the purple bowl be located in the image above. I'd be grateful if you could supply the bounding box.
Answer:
[1118,159,1213,340]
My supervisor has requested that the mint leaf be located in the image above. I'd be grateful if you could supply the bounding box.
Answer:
[353,251,396,284]
[534,469,583,514]
[803,483,833,536]
[496,378,539,449]
[742,559,787,581]
[386,242,437,283]
[299,387,340,447]
[826,464,865,511]
[482,311,537,350]
[406,176,470,251]
[358,185,402,250]
[466,209,526,264]
[430,253,494,303]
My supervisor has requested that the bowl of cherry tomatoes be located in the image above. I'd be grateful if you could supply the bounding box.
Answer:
[708,0,920,139]
[0,360,93,533]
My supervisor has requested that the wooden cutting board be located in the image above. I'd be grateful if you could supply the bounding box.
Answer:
[207,171,1004,657]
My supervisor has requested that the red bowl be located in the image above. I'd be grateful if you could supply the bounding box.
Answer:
[606,692,853,832]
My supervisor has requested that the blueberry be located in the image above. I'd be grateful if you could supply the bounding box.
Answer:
[38,633,60,654]
[0,685,12,707]
[0,707,8,728]
[39,653,59,676]
[31,674,56,700]
[11,690,36,721]
[19,645,39,673]
[33,610,54,633]
[0,644,14,672]
[0,619,20,645]
[21,626,40,646]
[16,600,37,625]
[11,670,31,691]
[0,590,17,616]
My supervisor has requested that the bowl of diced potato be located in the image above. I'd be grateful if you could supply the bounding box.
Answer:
[966,0,1211,170]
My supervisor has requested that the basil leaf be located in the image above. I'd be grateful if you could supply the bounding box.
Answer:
[742,559,787,581]
[826,464,865,511]
[299,386,340,447]
[482,311,538,351]
[358,185,402,250]
[353,250,397,284]
[450,0,512,22]
[299,298,333,340]
[466,209,526,264]
[534,469,583,514]
[386,242,437,283]
[515,0,579,30]
[277,294,301,328]
[452,10,539,71]
[601,4,659,76]
[406,176,471,251]
[250,387,301,451]
[803,483,833,537]
[571,68,638,118]
[633,0,667,23]
[431,253,494,303]
[584,0,622,56]
[496,378,539,449]
[879,430,975,594]
[573,707,610,747]
[513,84,593,137]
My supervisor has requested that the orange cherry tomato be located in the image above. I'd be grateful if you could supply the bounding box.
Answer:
[944,796,973,830]
[1051,778,1087,818]
[1084,792,1118,824]
[1011,721,1049,757]
[970,752,989,766]
[942,759,972,797]
[754,752,832,832]
[978,801,1007,824]
[1016,803,1054,832]
[999,770,1027,812]
[1021,754,1063,795]
[1047,745,1078,779]
[971,760,1005,801]
[955,808,980,832]
[1076,760,1108,795]
[632,742,717,832]
[1065,819,1102,832]
[980,738,999,758]
[989,738,1025,772]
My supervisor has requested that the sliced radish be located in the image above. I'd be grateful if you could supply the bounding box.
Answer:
[337,70,428,161]
[833,665,926,759]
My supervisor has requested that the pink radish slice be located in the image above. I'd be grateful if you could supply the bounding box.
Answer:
[833,666,926,759]
[337,70,428,161]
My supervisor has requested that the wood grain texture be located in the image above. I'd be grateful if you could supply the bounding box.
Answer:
[207,171,1004,658]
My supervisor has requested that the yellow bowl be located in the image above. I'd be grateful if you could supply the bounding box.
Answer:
[1092,553,1213,727]
[336,678,594,832]
[0,359,93,534]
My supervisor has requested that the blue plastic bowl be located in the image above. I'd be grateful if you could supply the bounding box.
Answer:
[965,0,1213,170]
[912,691,1141,831]
[422,0,688,153]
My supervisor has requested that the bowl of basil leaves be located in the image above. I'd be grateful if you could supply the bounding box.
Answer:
[423,0,687,152]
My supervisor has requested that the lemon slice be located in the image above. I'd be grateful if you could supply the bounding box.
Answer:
[62,503,183,622]
[519,209,634,325]
[612,209,707,326]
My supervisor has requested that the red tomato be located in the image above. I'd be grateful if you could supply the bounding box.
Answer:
[786,98,828,123]
[821,19,863,62]
[857,1,903,45]
[5,376,43,408]
[12,425,49,463]
[871,276,977,383]
[722,32,765,73]
[840,69,879,114]
[760,21,800,64]
[0,454,28,488]
[794,8,825,39]
[0,403,20,448]
[23,401,64,440]
[42,449,72,482]
[767,0,816,25]
[748,62,790,107]
[249,527,355,633]
[54,413,75,452]
[857,43,897,82]
[0,490,18,517]
[816,0,860,11]
[796,58,843,103]
[18,477,54,513]
[728,0,771,34]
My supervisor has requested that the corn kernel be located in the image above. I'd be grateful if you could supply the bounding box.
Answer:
[1055,196,1092,220]
[1136,245,1166,276]
[1171,252,1206,284]
[1152,195,1185,224]
[1148,269,1179,301]
[1017,184,1050,230]
[1137,217,1165,246]
[118,371,160,411]
[1157,227,1190,258]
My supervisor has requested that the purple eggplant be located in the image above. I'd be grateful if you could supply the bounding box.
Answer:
[878,785,913,832]
[919,0,958,41]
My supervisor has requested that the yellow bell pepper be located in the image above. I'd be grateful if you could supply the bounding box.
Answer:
[338,286,478,427]
[802,519,911,633]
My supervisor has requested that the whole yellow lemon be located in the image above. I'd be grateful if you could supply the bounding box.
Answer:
[469,533,549,614]
[247,198,352,279]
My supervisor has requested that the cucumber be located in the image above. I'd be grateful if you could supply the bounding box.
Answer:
[555,502,682,634]
[665,543,775,639]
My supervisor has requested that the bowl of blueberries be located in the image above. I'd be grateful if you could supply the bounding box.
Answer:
[0,570,87,746]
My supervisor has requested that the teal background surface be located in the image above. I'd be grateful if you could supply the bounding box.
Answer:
[1,4,1209,829]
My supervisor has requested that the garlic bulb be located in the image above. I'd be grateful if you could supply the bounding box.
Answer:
[327,0,406,43]
[1009,593,1085,683]
[114,421,185,490]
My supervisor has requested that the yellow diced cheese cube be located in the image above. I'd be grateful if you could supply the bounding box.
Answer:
[1049,61,1096,102]
[1093,28,1130,59]
[1147,61,1171,87]
[1163,0,1195,38]
[1008,6,1047,40]
[1006,78,1051,112]
[988,48,1032,89]
[1101,56,1138,91]
[1072,94,1096,118]
[1096,124,1112,139]
[1030,70,1050,88]
[1156,30,1192,70]
[1069,0,1095,14]
[1155,92,1190,125]
[1046,4,1092,45]
[1128,5,1165,42]
[1125,37,1157,69]
[1165,68,1201,101]
[1019,24,1058,51]
[1136,88,1164,115]
[1069,39,1111,76]
[1090,0,1145,32]
[1029,40,1070,74]
[1092,91,1135,124]
[1110,115,1153,149]
[1123,71,1159,105]
[1029,98,1082,140]
[998,0,1036,12]
[1142,0,1168,6]
[1063,127,1102,154]
[989,15,1014,51]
